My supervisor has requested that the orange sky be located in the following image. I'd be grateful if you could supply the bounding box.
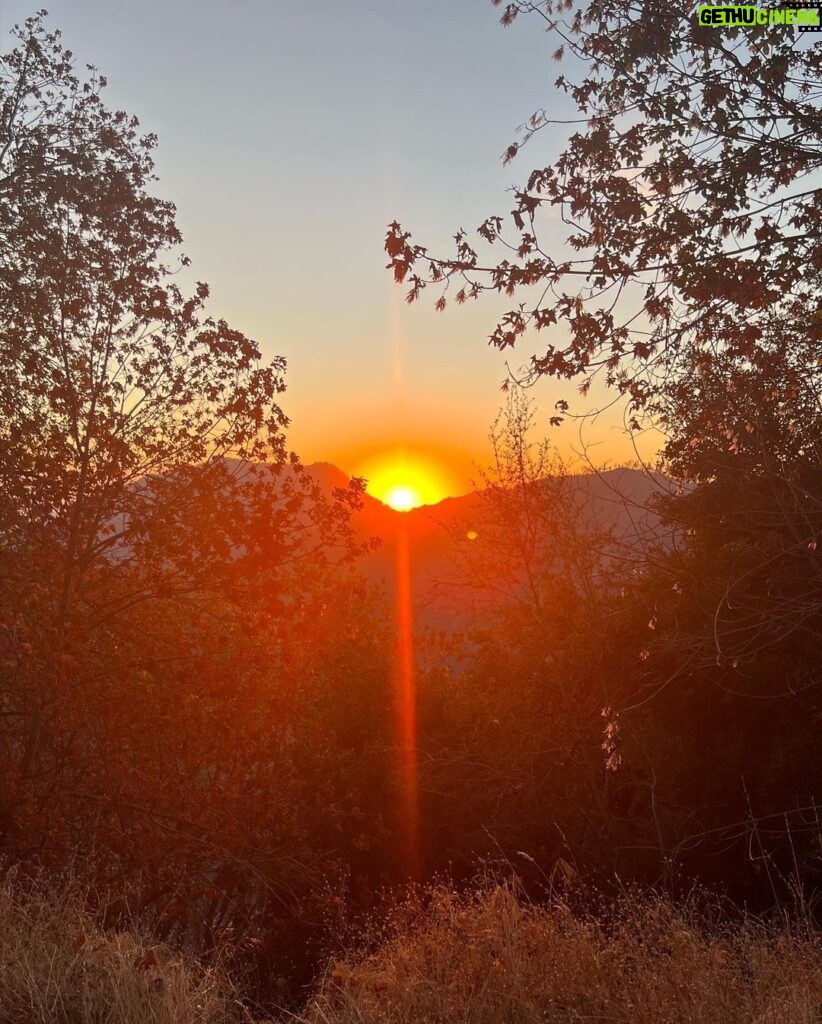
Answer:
[303,398,663,506]
[18,1,664,503]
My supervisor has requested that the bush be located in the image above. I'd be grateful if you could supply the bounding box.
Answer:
[303,883,822,1024]
[0,872,263,1024]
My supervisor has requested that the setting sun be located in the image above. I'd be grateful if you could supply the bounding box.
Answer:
[384,484,423,512]
[357,449,460,511]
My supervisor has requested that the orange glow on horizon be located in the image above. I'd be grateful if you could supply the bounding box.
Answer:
[385,484,423,511]
[357,449,460,510]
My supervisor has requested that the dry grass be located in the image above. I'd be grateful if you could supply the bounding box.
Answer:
[0,870,262,1024]
[302,883,822,1024]
[3,872,821,1023]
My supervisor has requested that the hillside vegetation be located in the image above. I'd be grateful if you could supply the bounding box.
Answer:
[0,874,253,1024]
[3,874,821,1024]
[303,884,822,1024]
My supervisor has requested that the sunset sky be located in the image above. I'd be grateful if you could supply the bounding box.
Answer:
[0,0,655,499]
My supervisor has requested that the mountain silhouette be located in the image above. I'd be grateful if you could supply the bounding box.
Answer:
[302,462,676,628]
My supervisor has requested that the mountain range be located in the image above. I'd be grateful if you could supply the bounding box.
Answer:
[305,462,675,627]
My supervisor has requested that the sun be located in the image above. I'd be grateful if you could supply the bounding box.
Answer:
[356,450,458,512]
[384,484,423,511]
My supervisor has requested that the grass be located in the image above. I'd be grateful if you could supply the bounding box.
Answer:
[2,871,821,1023]
[302,882,822,1024]
[0,870,261,1024]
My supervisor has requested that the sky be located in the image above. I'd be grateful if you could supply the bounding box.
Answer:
[0,0,654,498]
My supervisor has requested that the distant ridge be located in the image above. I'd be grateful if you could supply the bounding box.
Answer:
[300,462,676,625]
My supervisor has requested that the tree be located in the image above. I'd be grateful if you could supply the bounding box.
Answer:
[0,13,293,587]
[383,3,822,896]
[416,392,636,879]
[656,318,822,666]
[385,0,822,420]
[437,389,612,627]
[0,13,374,918]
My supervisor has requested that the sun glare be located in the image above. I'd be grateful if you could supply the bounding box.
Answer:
[384,484,422,512]
[358,451,458,511]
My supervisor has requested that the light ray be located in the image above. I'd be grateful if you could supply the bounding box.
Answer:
[382,178,421,879]
[393,515,421,881]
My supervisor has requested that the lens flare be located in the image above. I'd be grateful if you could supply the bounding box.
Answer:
[393,517,420,880]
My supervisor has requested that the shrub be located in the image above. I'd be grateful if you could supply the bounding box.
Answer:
[303,883,822,1024]
[0,872,263,1024]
